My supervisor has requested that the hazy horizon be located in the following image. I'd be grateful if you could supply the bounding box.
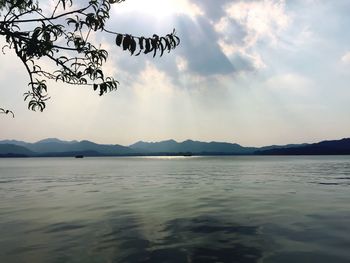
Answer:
[0,135,348,148]
[1,0,350,146]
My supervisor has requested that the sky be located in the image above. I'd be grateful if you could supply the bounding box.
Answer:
[1,0,350,146]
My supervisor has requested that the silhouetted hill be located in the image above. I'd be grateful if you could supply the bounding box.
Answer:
[130,139,257,154]
[36,138,78,144]
[1,137,350,157]
[256,138,350,155]
[0,139,134,156]
[131,140,178,153]
[0,140,28,147]
[0,144,35,157]
[27,140,133,155]
[258,143,309,151]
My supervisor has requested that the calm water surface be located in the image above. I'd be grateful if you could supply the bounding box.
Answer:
[0,156,350,263]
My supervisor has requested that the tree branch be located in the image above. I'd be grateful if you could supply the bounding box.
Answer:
[0,6,90,25]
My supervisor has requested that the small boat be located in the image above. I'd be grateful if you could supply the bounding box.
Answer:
[183,152,192,157]
[75,155,84,158]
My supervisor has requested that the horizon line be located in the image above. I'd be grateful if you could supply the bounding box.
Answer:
[0,136,349,148]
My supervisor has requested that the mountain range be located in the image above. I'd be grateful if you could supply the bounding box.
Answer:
[0,137,350,157]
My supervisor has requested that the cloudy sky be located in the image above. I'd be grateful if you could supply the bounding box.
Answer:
[1,0,350,146]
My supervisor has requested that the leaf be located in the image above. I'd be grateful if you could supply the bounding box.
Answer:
[139,37,145,50]
[144,39,151,54]
[115,34,123,46]
[129,37,136,55]
[122,35,131,51]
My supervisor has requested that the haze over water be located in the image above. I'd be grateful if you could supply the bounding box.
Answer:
[1,156,350,263]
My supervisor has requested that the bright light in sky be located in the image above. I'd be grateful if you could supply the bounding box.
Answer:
[113,0,203,19]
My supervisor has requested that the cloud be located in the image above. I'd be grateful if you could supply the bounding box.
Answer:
[113,0,204,19]
[131,62,175,99]
[225,0,290,46]
[107,1,267,82]
[99,0,303,92]
[176,56,188,72]
[265,73,313,95]
[214,0,291,69]
[190,0,233,21]
[341,51,350,64]
[175,16,235,76]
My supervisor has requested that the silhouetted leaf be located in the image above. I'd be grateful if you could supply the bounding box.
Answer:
[115,34,123,46]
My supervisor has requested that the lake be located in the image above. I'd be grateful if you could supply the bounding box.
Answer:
[0,156,350,263]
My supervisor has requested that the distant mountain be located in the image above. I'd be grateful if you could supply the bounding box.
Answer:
[1,137,350,157]
[256,138,350,155]
[0,144,35,157]
[0,138,134,156]
[0,140,28,147]
[130,139,257,154]
[131,140,178,153]
[27,140,133,155]
[36,138,78,144]
[258,143,309,151]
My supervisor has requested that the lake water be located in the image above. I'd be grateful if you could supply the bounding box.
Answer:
[0,156,350,263]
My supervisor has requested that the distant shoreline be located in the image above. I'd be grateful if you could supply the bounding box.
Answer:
[1,137,350,157]
[2,153,350,158]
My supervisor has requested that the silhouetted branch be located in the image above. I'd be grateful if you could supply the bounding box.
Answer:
[0,0,180,112]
